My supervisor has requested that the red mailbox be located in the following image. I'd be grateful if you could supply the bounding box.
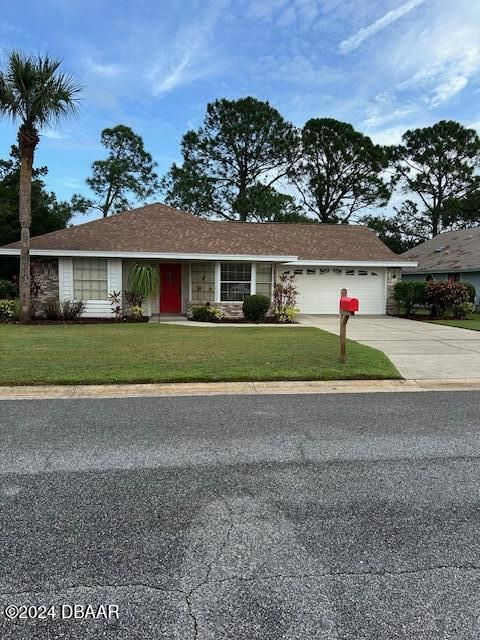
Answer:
[340,296,359,313]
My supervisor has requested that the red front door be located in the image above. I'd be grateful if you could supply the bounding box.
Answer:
[159,264,182,313]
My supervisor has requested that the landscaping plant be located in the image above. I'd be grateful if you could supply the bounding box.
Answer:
[273,274,299,323]
[128,264,160,299]
[61,299,86,321]
[0,299,16,322]
[0,279,17,299]
[190,305,223,322]
[393,281,426,315]
[43,297,62,321]
[242,294,270,323]
[425,281,469,318]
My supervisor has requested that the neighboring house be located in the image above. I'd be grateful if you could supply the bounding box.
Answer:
[0,203,414,317]
[402,228,480,305]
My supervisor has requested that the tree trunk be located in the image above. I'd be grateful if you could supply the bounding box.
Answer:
[18,124,39,324]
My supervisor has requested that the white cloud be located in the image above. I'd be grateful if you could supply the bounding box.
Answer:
[339,0,426,53]
[42,129,68,140]
[149,2,227,96]
[86,59,124,77]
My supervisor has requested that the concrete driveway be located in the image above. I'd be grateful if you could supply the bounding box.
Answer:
[299,315,480,379]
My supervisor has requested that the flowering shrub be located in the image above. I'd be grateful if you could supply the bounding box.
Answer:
[425,281,469,318]
[0,299,16,323]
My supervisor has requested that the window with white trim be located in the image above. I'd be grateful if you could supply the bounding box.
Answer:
[73,258,108,300]
[256,263,272,298]
[221,263,251,301]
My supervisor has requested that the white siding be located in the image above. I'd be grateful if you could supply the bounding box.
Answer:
[58,257,73,301]
[59,257,122,318]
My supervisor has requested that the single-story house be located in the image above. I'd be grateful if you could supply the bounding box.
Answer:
[0,203,415,317]
[401,228,480,305]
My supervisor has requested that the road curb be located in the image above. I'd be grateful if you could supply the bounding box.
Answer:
[0,379,480,399]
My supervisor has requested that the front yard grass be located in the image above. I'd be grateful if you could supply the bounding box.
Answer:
[429,313,480,331]
[0,324,400,385]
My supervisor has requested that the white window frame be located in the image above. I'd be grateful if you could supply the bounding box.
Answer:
[219,262,252,302]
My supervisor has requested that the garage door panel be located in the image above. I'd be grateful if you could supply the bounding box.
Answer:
[287,267,386,314]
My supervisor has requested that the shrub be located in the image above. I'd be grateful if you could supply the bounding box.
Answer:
[124,290,146,317]
[108,291,124,320]
[0,279,17,299]
[276,305,300,324]
[44,297,62,320]
[61,300,86,321]
[453,301,476,319]
[425,281,469,318]
[0,299,16,323]
[393,281,426,315]
[242,294,270,323]
[462,282,477,305]
[273,274,298,323]
[190,305,223,322]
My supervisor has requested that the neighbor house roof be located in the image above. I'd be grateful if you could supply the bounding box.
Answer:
[0,202,412,264]
[402,228,480,273]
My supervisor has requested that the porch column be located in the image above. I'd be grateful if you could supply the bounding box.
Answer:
[214,262,221,303]
[251,263,257,294]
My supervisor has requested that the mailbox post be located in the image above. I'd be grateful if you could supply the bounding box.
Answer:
[339,289,359,363]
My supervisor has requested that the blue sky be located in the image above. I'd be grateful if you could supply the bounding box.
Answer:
[1,0,480,223]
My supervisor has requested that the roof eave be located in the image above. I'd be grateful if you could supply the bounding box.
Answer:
[0,247,298,262]
[282,259,417,268]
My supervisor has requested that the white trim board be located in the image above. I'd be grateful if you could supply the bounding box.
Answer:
[0,248,297,262]
[282,260,417,268]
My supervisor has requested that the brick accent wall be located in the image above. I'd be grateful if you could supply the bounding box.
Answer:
[386,267,401,315]
[31,258,59,316]
[186,300,275,320]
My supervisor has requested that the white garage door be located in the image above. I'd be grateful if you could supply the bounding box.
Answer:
[286,267,386,315]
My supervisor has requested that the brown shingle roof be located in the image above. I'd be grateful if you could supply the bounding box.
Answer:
[219,220,405,262]
[402,228,480,273]
[2,202,409,262]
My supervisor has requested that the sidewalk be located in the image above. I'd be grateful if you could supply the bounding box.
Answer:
[1,378,480,400]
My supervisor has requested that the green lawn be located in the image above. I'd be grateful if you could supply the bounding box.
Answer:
[429,313,480,331]
[0,324,400,385]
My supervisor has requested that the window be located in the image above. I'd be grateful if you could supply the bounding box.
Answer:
[358,270,368,276]
[332,268,342,275]
[319,268,330,275]
[345,269,355,276]
[306,269,316,275]
[256,263,272,298]
[73,258,108,300]
[191,262,215,303]
[293,268,303,275]
[221,263,251,301]
[371,272,379,276]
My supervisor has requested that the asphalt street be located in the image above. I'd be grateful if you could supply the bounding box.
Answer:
[1,391,480,639]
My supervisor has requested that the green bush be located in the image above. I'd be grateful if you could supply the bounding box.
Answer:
[190,305,223,322]
[61,300,86,321]
[242,294,270,323]
[0,299,16,323]
[453,301,476,319]
[44,297,62,321]
[462,282,477,305]
[393,281,426,315]
[0,279,17,299]
[425,281,469,318]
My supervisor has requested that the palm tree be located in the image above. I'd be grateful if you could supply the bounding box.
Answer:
[0,52,81,322]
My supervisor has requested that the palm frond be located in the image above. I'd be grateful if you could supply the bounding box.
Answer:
[0,50,82,128]
[128,264,161,299]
